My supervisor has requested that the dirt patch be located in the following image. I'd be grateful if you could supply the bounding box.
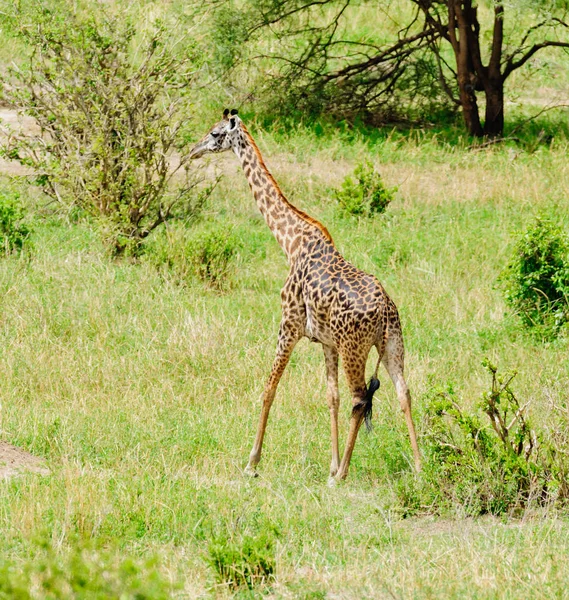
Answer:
[0,441,50,479]
[0,108,39,134]
[0,108,38,176]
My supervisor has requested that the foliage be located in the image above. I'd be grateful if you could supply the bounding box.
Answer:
[240,0,569,134]
[187,229,239,288]
[0,116,569,595]
[0,188,32,254]
[501,218,569,339]
[145,224,238,289]
[0,2,206,255]
[207,531,276,591]
[400,361,569,516]
[211,4,250,72]
[334,160,394,217]
[0,536,173,599]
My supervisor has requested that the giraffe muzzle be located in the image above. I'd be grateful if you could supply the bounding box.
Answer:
[189,142,207,160]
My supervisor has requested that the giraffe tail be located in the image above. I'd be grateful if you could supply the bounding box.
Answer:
[363,376,380,432]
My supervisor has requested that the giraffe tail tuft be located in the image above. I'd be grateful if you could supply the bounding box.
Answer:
[364,376,380,432]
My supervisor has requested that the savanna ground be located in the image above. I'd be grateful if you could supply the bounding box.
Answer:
[1,110,569,597]
[1,2,569,598]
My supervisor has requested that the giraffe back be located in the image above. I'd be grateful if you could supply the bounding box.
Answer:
[291,234,399,352]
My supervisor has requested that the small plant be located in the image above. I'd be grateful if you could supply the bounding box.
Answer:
[399,360,569,516]
[207,532,276,591]
[0,535,173,598]
[145,225,238,290]
[0,189,32,254]
[501,217,569,339]
[334,160,395,217]
[187,229,238,289]
[0,3,207,255]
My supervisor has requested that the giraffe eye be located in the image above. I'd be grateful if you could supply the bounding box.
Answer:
[211,132,220,139]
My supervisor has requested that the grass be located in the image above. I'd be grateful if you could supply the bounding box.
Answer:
[0,114,568,597]
[1,1,569,592]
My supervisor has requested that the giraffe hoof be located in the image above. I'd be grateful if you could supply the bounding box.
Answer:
[327,476,337,488]
[244,465,259,478]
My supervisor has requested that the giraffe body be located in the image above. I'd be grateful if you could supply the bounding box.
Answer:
[190,110,420,481]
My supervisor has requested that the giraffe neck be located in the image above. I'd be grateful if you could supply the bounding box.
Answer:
[232,126,332,261]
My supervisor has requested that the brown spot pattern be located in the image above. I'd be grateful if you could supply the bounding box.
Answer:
[190,113,422,480]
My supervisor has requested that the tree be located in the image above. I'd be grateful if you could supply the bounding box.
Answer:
[243,0,569,136]
[417,0,569,136]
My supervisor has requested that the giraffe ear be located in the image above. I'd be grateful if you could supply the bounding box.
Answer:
[228,108,240,130]
[223,108,230,119]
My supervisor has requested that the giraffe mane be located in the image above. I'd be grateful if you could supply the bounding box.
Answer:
[241,125,335,245]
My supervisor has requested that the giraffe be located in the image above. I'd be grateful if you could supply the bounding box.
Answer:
[189,109,421,482]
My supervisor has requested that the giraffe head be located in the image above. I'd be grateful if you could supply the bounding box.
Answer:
[189,109,242,159]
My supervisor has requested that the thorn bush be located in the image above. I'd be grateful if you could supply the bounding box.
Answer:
[0,2,207,255]
[186,229,239,289]
[145,224,238,290]
[399,360,569,517]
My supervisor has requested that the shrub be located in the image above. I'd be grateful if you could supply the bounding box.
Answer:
[187,230,238,289]
[207,532,276,591]
[0,2,207,255]
[399,360,569,517]
[334,160,395,217]
[501,217,569,339]
[0,189,32,254]
[145,225,238,290]
[0,536,173,599]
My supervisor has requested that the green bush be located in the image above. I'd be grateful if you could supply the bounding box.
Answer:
[398,360,569,517]
[0,537,173,599]
[145,225,238,289]
[501,218,569,339]
[187,230,238,289]
[207,531,276,591]
[334,160,395,217]
[0,189,31,254]
[0,2,207,255]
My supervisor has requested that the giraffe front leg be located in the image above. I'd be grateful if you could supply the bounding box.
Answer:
[323,345,340,482]
[245,322,301,477]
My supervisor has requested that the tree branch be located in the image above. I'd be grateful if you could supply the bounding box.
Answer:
[249,0,335,35]
[322,26,438,83]
[489,1,504,79]
[504,40,569,80]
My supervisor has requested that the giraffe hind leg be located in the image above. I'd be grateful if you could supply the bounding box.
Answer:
[381,333,421,471]
[334,349,370,481]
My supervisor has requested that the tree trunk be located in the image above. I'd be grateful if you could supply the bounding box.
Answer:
[483,79,504,137]
[458,73,483,137]
[448,1,484,137]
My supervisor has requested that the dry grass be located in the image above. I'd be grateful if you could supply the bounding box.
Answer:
[0,117,568,596]
[1,27,569,590]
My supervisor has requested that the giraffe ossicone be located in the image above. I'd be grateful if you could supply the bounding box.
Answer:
[190,110,421,480]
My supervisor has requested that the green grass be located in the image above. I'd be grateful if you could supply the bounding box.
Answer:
[1,2,569,592]
[0,117,569,596]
